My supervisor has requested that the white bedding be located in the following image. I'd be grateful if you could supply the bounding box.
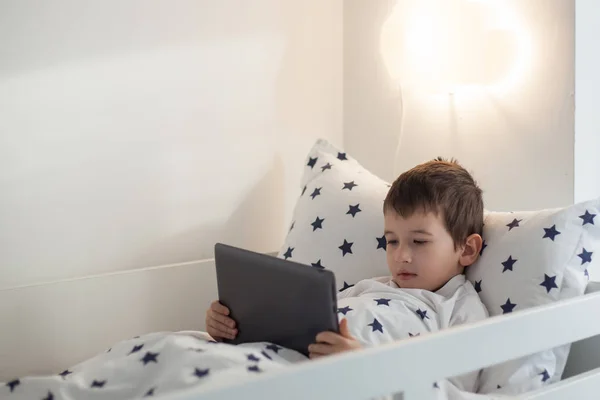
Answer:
[0,331,306,399]
[1,276,489,400]
[337,275,488,394]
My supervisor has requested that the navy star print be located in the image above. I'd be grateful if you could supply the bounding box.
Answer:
[337,152,348,160]
[307,157,318,169]
[141,351,159,365]
[321,162,332,172]
[311,259,324,269]
[374,298,391,306]
[339,239,353,256]
[578,248,593,265]
[188,347,204,353]
[543,225,561,241]
[261,351,272,360]
[59,370,72,379]
[502,256,517,272]
[579,210,596,225]
[342,181,358,191]
[339,281,354,292]
[43,391,54,400]
[283,247,293,259]
[376,235,387,250]
[310,187,322,199]
[246,354,260,362]
[416,309,429,320]
[540,274,558,293]
[91,380,106,388]
[480,240,487,256]
[248,365,262,373]
[501,298,517,314]
[540,369,550,382]
[301,185,307,196]
[474,280,482,293]
[6,379,19,392]
[194,368,210,378]
[311,216,325,231]
[506,218,522,231]
[347,204,361,217]
[129,344,144,355]
[144,388,155,397]
[368,318,383,333]
[289,221,295,232]
[408,332,420,337]
[266,344,282,353]
[338,306,353,315]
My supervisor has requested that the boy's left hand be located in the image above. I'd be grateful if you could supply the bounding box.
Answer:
[308,319,361,359]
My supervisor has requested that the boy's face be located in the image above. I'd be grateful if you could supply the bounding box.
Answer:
[383,210,476,291]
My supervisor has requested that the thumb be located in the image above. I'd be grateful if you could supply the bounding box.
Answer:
[339,318,352,338]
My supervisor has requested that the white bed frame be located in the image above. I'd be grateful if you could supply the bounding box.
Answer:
[173,284,600,400]
[2,256,599,400]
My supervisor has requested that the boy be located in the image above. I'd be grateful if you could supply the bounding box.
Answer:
[205,158,488,391]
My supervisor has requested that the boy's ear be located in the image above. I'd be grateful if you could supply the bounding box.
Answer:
[459,233,483,267]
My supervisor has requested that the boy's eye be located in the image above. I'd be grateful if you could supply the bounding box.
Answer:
[387,239,398,245]
[413,240,428,245]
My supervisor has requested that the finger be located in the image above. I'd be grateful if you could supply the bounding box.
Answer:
[339,318,352,338]
[206,324,231,340]
[212,312,236,328]
[308,343,333,355]
[207,319,237,339]
[309,352,324,359]
[209,318,237,336]
[211,301,230,316]
[207,325,235,340]
[315,331,342,344]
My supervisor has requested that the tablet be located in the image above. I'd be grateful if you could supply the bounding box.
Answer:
[214,243,339,356]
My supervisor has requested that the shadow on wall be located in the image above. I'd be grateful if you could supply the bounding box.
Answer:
[134,0,342,267]
[343,0,402,184]
[219,154,288,255]
[133,155,287,268]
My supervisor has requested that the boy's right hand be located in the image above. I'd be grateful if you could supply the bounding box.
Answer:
[205,300,238,341]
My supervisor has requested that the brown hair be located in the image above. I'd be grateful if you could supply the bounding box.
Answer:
[383,157,484,248]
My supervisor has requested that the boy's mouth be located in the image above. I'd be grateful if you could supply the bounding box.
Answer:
[397,272,417,280]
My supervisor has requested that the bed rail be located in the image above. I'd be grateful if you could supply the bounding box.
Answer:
[168,290,600,400]
[517,367,600,400]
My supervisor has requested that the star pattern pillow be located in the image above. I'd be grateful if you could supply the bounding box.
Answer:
[277,139,390,292]
[466,201,599,395]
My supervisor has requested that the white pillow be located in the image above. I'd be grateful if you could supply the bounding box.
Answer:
[466,201,600,395]
[277,139,389,291]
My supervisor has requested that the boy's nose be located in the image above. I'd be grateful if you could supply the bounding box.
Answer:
[394,245,411,263]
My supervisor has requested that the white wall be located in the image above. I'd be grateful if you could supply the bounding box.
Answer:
[0,259,218,380]
[575,0,600,204]
[0,0,343,289]
[344,0,575,212]
[575,0,600,280]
